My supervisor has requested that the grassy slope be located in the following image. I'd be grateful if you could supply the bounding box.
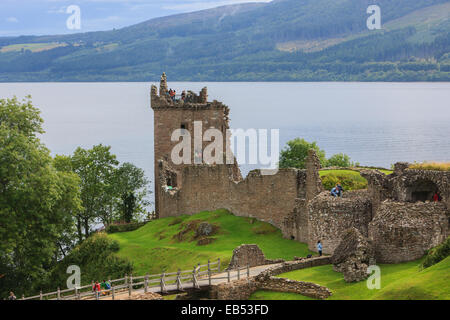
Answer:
[108,209,314,275]
[250,257,450,300]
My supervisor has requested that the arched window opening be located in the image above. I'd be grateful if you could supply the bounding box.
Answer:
[407,179,439,202]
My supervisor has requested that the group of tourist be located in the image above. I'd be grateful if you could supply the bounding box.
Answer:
[92,280,111,298]
[167,89,188,102]
[168,88,177,101]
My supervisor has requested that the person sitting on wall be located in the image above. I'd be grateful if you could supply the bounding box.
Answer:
[331,185,339,197]
[337,183,344,197]
[181,90,186,101]
[317,240,323,257]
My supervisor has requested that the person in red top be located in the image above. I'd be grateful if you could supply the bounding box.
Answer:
[92,281,101,299]
[433,191,441,202]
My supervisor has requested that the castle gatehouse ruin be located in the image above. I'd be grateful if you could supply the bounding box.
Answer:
[151,74,449,263]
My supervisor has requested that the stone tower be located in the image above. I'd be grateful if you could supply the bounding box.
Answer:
[150,74,241,217]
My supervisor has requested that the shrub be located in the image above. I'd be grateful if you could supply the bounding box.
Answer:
[327,153,353,167]
[421,237,450,269]
[37,233,133,292]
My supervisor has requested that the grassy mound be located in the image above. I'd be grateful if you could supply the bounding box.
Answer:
[108,209,314,275]
[320,170,368,191]
[319,169,392,191]
[250,257,450,300]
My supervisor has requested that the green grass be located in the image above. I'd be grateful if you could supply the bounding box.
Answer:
[250,290,316,300]
[108,209,314,275]
[250,257,450,300]
[0,42,66,53]
[319,169,393,191]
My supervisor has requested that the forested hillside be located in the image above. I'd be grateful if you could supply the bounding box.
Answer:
[0,0,449,81]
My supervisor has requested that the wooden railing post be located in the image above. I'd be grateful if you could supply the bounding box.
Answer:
[144,274,149,293]
[237,266,240,280]
[247,264,250,278]
[208,259,211,286]
[176,269,182,291]
[40,290,43,300]
[192,266,196,288]
[128,274,133,297]
[218,258,221,272]
[75,287,79,300]
[112,285,115,300]
[160,272,166,293]
[227,269,230,282]
[57,287,61,300]
[22,294,25,300]
[124,274,128,285]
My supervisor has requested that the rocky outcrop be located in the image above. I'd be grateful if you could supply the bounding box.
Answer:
[331,227,375,282]
[196,222,214,237]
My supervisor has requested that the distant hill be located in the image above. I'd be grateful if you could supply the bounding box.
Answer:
[0,0,449,81]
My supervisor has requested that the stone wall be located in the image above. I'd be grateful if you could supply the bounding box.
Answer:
[158,164,306,229]
[227,244,284,270]
[307,190,372,254]
[258,277,331,300]
[369,201,449,263]
[210,256,332,300]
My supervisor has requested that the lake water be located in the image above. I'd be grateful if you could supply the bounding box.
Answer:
[1,82,449,196]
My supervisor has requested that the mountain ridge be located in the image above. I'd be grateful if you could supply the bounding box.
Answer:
[0,0,449,81]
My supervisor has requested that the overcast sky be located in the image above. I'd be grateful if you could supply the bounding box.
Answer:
[0,0,271,37]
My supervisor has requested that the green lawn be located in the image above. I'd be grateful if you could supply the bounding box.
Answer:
[108,209,314,275]
[249,257,450,300]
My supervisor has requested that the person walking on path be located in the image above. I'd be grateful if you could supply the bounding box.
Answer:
[317,240,323,257]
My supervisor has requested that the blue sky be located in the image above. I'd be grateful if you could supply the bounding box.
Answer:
[0,0,270,37]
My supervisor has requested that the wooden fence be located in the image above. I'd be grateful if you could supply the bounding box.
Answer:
[21,258,253,300]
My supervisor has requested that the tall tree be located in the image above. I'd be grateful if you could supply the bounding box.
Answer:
[113,162,150,223]
[0,96,81,297]
[279,138,327,169]
[70,144,119,239]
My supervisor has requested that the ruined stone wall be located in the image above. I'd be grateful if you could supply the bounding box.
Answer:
[369,201,449,263]
[159,165,305,229]
[281,198,308,242]
[307,191,373,254]
[210,256,332,300]
[227,244,284,270]
[258,277,332,300]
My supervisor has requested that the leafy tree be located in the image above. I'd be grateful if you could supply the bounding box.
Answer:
[0,96,81,297]
[113,162,150,223]
[327,153,354,167]
[70,145,119,240]
[279,138,327,169]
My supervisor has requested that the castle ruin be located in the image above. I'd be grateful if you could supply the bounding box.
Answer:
[151,74,449,263]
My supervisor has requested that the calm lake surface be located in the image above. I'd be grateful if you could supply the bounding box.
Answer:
[1,82,449,193]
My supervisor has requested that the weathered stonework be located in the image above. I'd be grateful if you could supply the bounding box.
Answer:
[307,191,372,254]
[331,227,375,282]
[151,74,449,265]
[369,201,449,263]
[210,256,332,300]
[227,244,284,270]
